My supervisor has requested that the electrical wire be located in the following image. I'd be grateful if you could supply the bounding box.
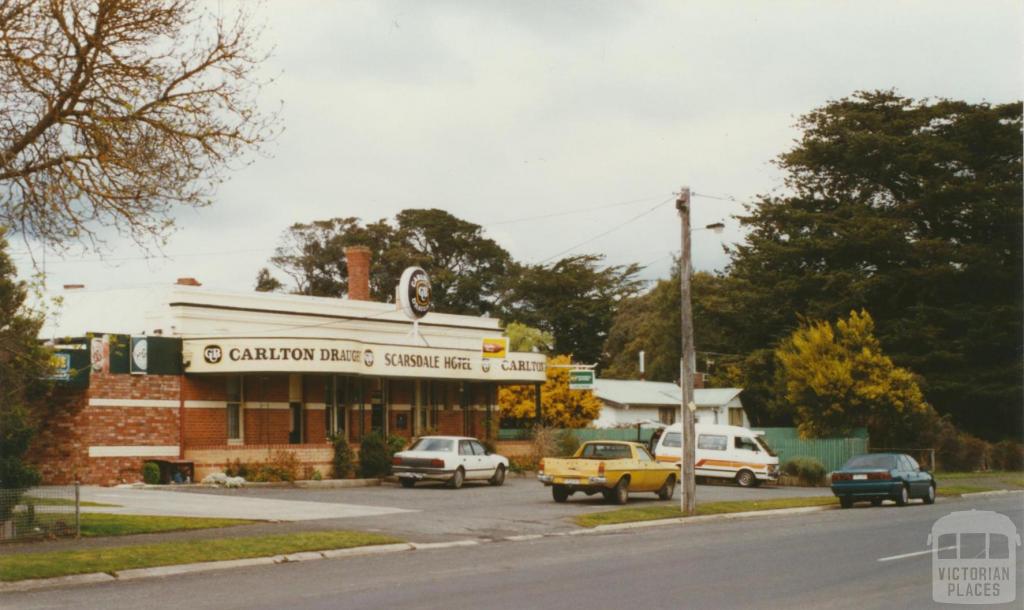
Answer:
[485,194,666,227]
[536,196,675,265]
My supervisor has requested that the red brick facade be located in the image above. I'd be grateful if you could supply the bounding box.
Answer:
[30,371,497,485]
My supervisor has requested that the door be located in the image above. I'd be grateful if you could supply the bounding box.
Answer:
[458,440,480,478]
[371,404,385,436]
[288,402,302,444]
[470,440,495,479]
[635,445,660,490]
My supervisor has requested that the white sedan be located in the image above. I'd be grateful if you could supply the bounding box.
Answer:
[392,436,508,489]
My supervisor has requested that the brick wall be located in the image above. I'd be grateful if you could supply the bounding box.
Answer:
[183,375,227,401]
[27,389,90,484]
[29,373,183,485]
[305,409,326,443]
[184,408,228,445]
[186,444,334,480]
[244,407,290,444]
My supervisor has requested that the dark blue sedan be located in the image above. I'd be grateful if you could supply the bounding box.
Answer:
[830,453,936,508]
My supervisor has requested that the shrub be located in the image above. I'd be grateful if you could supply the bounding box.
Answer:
[555,429,580,457]
[782,456,826,486]
[531,426,558,459]
[358,432,393,478]
[0,405,43,522]
[387,435,408,455]
[331,435,355,479]
[141,461,161,485]
[508,455,538,474]
[991,440,1024,471]
[250,450,300,483]
[300,465,322,481]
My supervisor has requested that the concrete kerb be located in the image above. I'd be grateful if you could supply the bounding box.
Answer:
[0,503,841,594]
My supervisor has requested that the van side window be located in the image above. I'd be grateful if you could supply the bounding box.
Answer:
[697,434,727,451]
[734,437,759,452]
[662,432,681,448]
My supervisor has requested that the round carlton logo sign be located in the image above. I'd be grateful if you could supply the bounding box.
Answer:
[399,266,431,320]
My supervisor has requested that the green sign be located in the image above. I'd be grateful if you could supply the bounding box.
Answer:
[569,369,594,390]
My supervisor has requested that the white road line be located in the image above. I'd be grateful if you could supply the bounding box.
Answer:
[878,546,955,562]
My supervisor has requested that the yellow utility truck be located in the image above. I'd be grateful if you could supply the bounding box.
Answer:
[537,440,678,504]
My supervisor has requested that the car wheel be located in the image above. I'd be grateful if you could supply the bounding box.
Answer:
[895,484,909,506]
[552,485,570,503]
[658,475,677,500]
[839,496,853,509]
[449,467,465,489]
[923,484,936,505]
[601,490,614,502]
[735,469,756,488]
[613,477,630,505]
[489,465,506,487]
[870,498,882,507]
[399,478,415,489]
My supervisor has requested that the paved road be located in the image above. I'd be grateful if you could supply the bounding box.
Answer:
[5,493,1020,609]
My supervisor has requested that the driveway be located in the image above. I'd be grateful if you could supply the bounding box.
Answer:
[78,486,413,521]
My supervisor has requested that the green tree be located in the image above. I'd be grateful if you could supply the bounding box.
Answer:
[0,0,277,251]
[262,210,513,315]
[498,355,602,428]
[603,267,734,384]
[254,268,283,292]
[776,310,931,446]
[504,322,553,354]
[500,255,642,366]
[722,91,1022,439]
[0,229,51,506]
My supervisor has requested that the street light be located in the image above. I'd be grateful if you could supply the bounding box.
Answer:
[676,188,723,516]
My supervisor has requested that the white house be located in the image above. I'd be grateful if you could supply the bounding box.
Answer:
[591,378,749,429]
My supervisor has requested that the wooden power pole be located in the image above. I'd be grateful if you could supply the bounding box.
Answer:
[677,187,697,516]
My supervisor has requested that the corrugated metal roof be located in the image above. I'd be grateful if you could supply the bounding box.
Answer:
[593,378,742,407]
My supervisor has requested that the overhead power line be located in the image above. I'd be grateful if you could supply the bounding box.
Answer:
[536,196,675,265]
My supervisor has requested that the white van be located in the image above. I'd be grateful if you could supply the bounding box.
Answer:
[650,423,779,487]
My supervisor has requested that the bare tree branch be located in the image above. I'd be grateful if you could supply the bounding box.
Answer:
[0,0,279,253]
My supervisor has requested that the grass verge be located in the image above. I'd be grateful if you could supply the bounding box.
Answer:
[574,496,835,528]
[79,514,256,537]
[24,497,120,508]
[0,530,402,582]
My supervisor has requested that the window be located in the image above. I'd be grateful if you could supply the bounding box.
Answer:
[905,455,920,471]
[470,441,488,455]
[728,408,744,426]
[843,454,896,470]
[662,432,682,448]
[697,434,727,451]
[734,437,759,452]
[580,443,631,459]
[636,447,654,462]
[459,440,474,456]
[658,407,676,425]
[227,376,242,441]
[410,438,454,452]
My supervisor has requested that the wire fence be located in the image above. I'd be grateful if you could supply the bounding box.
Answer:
[0,484,80,542]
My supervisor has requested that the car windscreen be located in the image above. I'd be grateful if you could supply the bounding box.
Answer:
[755,436,777,456]
[662,432,681,448]
[409,438,454,452]
[843,454,896,470]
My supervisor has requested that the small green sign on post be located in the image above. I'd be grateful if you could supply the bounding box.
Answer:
[569,369,594,390]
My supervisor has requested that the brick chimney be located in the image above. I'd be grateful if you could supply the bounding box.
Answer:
[175,277,201,286]
[345,246,371,301]
[694,372,705,389]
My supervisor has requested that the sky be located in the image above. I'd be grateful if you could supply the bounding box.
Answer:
[9,0,1023,294]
